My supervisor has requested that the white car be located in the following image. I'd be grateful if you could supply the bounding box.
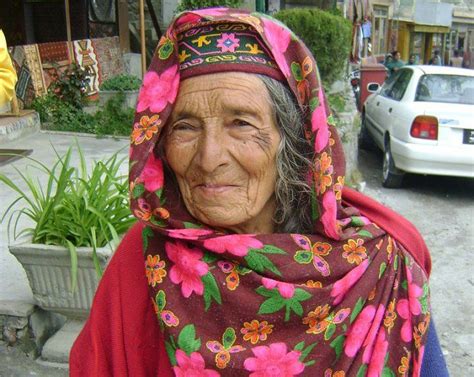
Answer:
[360,65,474,188]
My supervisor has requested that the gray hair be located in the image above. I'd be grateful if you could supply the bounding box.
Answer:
[257,75,314,234]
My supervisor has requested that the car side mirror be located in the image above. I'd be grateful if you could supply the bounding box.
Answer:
[367,83,380,93]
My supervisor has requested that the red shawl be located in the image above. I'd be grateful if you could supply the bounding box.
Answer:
[71,8,431,377]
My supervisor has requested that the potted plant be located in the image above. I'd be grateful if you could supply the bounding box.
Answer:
[0,142,135,363]
[99,74,142,109]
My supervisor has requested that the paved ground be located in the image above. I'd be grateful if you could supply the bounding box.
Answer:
[358,148,474,377]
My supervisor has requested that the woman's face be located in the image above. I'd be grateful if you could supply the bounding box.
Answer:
[164,72,281,234]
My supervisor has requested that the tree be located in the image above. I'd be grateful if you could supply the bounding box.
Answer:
[177,0,242,12]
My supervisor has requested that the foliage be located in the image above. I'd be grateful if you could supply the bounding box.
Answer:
[274,8,351,85]
[48,63,90,109]
[32,93,133,137]
[327,93,346,114]
[93,93,135,137]
[177,0,241,12]
[99,74,142,91]
[0,142,135,288]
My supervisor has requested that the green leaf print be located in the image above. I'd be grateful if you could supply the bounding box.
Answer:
[324,323,337,341]
[309,97,320,112]
[222,327,236,349]
[394,255,399,271]
[350,216,366,227]
[177,324,201,355]
[401,280,408,291]
[382,367,396,377]
[379,262,387,278]
[330,334,345,361]
[291,61,303,81]
[142,226,154,252]
[202,251,218,264]
[258,296,286,315]
[259,245,287,255]
[245,250,282,276]
[420,283,430,314]
[255,286,279,298]
[202,272,222,311]
[294,341,305,351]
[294,250,313,264]
[299,341,318,363]
[350,297,365,323]
[165,339,177,366]
[132,183,145,199]
[183,221,203,229]
[156,290,166,311]
[293,288,312,301]
[155,188,164,199]
[357,229,373,238]
[357,364,368,377]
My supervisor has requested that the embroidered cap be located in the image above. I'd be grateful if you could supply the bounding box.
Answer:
[177,22,284,81]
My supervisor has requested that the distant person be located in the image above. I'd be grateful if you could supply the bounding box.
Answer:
[462,50,471,69]
[386,50,404,75]
[408,53,417,65]
[429,50,443,66]
[449,50,463,67]
[361,16,372,57]
[0,29,17,109]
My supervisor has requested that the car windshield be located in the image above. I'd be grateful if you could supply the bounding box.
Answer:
[415,74,474,104]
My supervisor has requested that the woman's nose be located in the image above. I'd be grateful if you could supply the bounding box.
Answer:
[194,128,229,173]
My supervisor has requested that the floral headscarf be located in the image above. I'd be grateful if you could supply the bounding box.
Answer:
[129,8,430,376]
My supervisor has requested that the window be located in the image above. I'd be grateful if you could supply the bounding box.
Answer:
[416,74,474,104]
[381,70,402,98]
[373,6,389,55]
[382,69,413,101]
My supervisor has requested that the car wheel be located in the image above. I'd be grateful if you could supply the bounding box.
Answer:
[358,112,375,150]
[382,141,404,188]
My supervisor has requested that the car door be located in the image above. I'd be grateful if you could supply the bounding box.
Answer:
[376,69,413,144]
[366,71,402,148]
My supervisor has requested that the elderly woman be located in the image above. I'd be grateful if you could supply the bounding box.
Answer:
[70,8,446,377]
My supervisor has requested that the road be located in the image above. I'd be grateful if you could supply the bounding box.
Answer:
[358,147,474,377]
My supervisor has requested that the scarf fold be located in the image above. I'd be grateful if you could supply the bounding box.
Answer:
[129,8,430,376]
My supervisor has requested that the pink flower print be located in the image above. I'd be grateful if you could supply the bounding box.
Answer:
[331,259,369,306]
[244,342,305,376]
[216,33,240,52]
[166,241,209,298]
[262,18,291,78]
[203,235,263,257]
[139,153,164,192]
[406,268,423,316]
[396,299,413,342]
[136,65,179,113]
[362,304,386,363]
[367,328,388,377]
[344,305,376,357]
[196,8,230,17]
[321,191,340,240]
[174,350,220,377]
[262,277,295,299]
[175,13,202,27]
[413,345,425,377]
[311,89,329,153]
[396,267,423,342]
[167,228,213,240]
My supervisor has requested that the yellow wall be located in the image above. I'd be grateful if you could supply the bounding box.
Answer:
[397,22,411,61]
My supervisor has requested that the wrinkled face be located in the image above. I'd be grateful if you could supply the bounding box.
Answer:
[164,72,281,234]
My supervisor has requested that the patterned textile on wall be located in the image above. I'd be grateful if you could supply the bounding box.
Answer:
[72,39,101,96]
[38,41,73,90]
[92,36,124,83]
[9,44,46,108]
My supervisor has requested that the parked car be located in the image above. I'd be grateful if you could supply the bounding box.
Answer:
[360,65,474,188]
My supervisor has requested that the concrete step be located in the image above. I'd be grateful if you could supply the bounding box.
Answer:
[0,111,40,144]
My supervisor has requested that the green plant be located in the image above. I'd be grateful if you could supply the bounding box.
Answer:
[327,93,346,114]
[274,8,351,85]
[177,0,241,12]
[94,92,135,137]
[100,74,142,91]
[48,63,90,109]
[0,142,135,289]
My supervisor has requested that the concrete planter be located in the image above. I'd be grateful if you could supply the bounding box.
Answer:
[99,90,138,109]
[9,240,114,364]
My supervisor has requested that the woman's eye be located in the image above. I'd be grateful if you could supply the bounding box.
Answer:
[232,120,254,128]
[172,122,196,131]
